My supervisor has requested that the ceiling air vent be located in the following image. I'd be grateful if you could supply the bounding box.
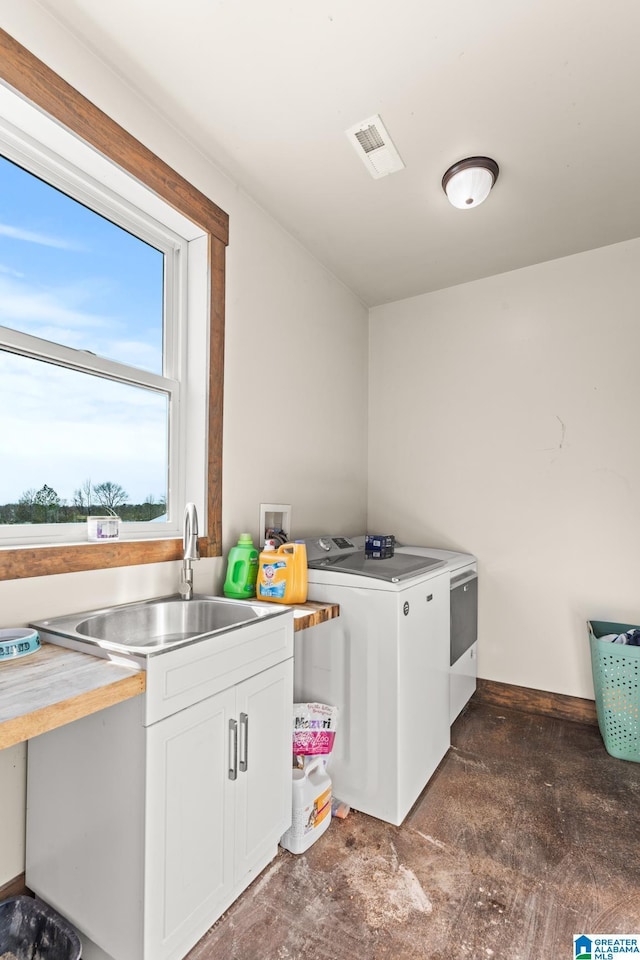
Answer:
[346,114,405,179]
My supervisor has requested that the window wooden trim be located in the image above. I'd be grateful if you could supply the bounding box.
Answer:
[0,29,228,581]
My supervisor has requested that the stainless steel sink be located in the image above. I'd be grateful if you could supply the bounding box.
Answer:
[31,594,289,657]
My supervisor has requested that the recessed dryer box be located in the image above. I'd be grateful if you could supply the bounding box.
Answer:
[259,503,291,543]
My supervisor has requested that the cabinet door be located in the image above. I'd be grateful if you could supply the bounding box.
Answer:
[145,686,236,960]
[233,659,294,886]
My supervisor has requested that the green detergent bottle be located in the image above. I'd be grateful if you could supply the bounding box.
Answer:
[223,533,259,599]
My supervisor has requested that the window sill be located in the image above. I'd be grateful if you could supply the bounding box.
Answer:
[0,537,215,581]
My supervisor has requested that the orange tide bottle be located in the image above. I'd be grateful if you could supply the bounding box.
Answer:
[256,539,308,604]
[288,540,308,603]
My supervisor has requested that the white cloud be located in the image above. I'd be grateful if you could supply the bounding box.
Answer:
[0,353,167,503]
[0,262,25,279]
[0,222,85,251]
[0,276,162,370]
[107,338,162,370]
[0,275,110,332]
[0,261,166,504]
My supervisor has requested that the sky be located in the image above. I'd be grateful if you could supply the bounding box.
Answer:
[0,154,168,507]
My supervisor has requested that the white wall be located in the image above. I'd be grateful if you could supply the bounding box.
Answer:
[0,4,368,886]
[369,238,640,701]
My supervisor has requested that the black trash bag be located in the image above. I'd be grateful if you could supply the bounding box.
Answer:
[0,896,81,960]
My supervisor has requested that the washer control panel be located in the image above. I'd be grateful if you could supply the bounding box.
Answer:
[303,535,358,562]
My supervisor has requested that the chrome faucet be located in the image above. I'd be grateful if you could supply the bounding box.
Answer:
[179,502,200,600]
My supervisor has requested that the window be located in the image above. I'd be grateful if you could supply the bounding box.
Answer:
[0,29,228,578]
[0,153,179,543]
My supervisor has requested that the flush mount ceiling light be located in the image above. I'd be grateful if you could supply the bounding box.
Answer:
[442,156,499,209]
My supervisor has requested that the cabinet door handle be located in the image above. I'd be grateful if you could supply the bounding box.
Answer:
[239,712,249,773]
[228,718,238,781]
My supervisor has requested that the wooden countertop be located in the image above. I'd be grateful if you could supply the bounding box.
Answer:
[292,601,340,631]
[0,601,338,751]
[0,643,145,750]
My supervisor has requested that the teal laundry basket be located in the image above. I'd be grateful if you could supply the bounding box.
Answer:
[589,620,640,762]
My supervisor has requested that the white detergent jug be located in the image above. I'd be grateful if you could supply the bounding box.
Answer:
[280,758,332,855]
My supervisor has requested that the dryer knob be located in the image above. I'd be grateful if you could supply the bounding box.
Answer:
[318,538,332,551]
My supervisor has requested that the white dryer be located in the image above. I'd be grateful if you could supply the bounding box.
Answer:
[295,535,451,826]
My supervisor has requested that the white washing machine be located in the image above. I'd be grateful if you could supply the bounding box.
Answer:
[295,534,452,826]
[395,545,478,724]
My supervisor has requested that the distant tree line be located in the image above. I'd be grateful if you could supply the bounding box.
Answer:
[0,479,166,524]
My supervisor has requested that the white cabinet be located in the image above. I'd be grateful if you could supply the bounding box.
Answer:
[145,659,293,960]
[232,664,292,883]
[27,615,293,960]
[147,686,234,957]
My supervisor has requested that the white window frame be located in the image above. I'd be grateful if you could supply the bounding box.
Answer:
[0,83,209,547]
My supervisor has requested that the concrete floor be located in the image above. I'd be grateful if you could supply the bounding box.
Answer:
[186,700,640,960]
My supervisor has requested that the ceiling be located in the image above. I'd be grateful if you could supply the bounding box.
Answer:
[36,0,640,306]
